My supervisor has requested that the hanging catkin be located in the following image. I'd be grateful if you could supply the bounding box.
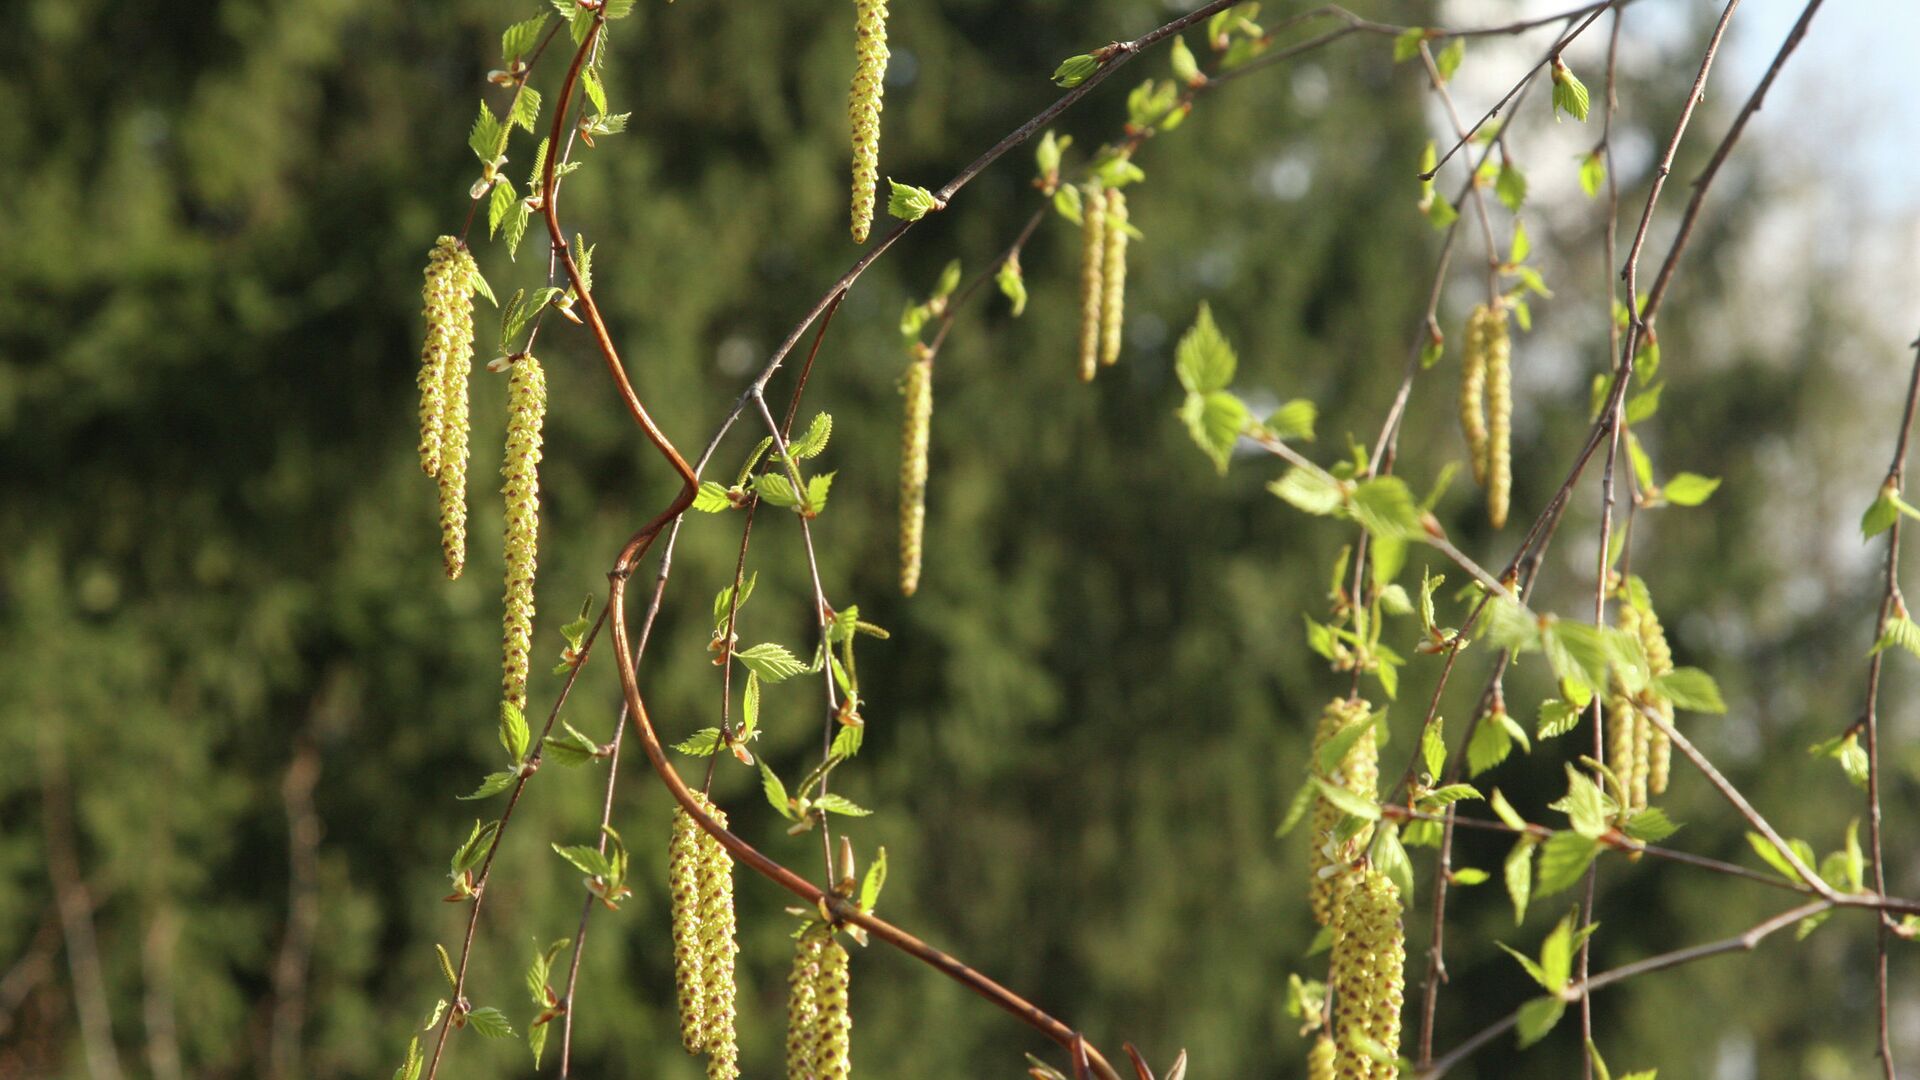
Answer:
[501,354,546,711]
[847,0,890,243]
[1077,187,1108,383]
[420,237,480,579]
[1329,869,1405,1080]
[899,348,932,597]
[1635,599,1677,795]
[670,802,709,1054]
[1099,189,1129,367]
[786,925,830,1079]
[1308,697,1378,926]
[1307,1034,1336,1080]
[1459,304,1491,488]
[696,798,739,1080]
[811,933,852,1080]
[1483,303,1513,529]
[1606,692,1638,811]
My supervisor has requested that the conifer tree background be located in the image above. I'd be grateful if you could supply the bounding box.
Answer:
[2,0,1916,1077]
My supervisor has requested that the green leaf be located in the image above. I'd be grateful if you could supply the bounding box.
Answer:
[1654,667,1726,713]
[752,473,800,508]
[1452,867,1490,886]
[1270,467,1343,516]
[1170,34,1201,83]
[1625,383,1662,424]
[543,722,601,767]
[1425,193,1459,230]
[1551,60,1591,122]
[469,103,506,163]
[886,180,939,221]
[458,770,517,800]
[737,642,806,683]
[1543,620,1611,704]
[552,843,614,880]
[487,178,515,238]
[1516,996,1566,1049]
[1505,837,1536,924]
[814,793,871,817]
[1578,151,1608,198]
[1374,824,1415,903]
[1490,788,1527,831]
[672,728,723,757]
[1536,832,1599,897]
[465,1006,514,1038]
[712,571,758,630]
[1468,713,1514,777]
[996,257,1028,316]
[1537,699,1581,739]
[1311,776,1381,820]
[1415,783,1482,811]
[787,413,833,460]
[1348,477,1425,542]
[1052,53,1100,88]
[1316,716,1374,777]
[1435,37,1466,82]
[500,700,531,764]
[1498,941,1552,991]
[1052,184,1083,225]
[510,86,542,134]
[502,13,548,58]
[693,481,734,513]
[1180,391,1249,474]
[1496,162,1527,212]
[1392,28,1427,62]
[1746,832,1806,883]
[1483,595,1542,653]
[1276,781,1316,837]
[1620,806,1679,844]
[580,66,607,116]
[805,471,835,514]
[451,819,501,878]
[1421,719,1447,780]
[1550,766,1611,838]
[1174,303,1237,394]
[858,846,888,912]
[1811,732,1871,789]
[393,1037,423,1080]
[1266,399,1317,441]
[1661,472,1721,506]
[759,760,794,820]
[1863,485,1902,538]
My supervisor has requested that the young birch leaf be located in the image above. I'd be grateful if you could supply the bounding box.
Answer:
[737,642,806,683]
[465,1007,515,1038]
[1654,667,1726,713]
[1505,838,1536,924]
[759,760,794,820]
[1536,832,1599,896]
[886,180,939,221]
[1516,996,1566,1049]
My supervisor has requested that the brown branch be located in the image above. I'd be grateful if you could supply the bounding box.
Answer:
[38,732,126,1080]
[1418,900,1830,1078]
[1858,336,1920,1079]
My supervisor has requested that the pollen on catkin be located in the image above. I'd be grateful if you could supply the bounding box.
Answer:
[1308,697,1378,926]
[1099,189,1129,367]
[786,925,830,1079]
[1635,601,1677,796]
[420,237,480,580]
[697,797,739,1080]
[501,354,546,711]
[847,0,890,243]
[1329,869,1405,1080]
[812,933,852,1080]
[670,803,708,1054]
[1077,186,1108,383]
[1459,304,1491,488]
[1308,1034,1336,1080]
[899,349,932,597]
[1606,692,1638,811]
[1484,303,1513,530]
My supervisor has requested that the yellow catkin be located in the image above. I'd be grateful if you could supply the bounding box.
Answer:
[1077,187,1107,383]
[1630,703,1653,809]
[501,355,546,711]
[669,805,708,1054]
[697,800,739,1080]
[1308,697,1378,926]
[1308,1034,1336,1080]
[1459,305,1490,488]
[1099,189,1129,367]
[899,350,932,597]
[1606,693,1638,811]
[786,925,829,1079]
[1637,603,1676,796]
[812,934,852,1080]
[1329,870,1405,1080]
[1484,303,1512,530]
[848,0,890,243]
[422,238,479,580]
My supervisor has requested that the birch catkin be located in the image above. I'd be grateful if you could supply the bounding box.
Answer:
[1077,187,1108,383]
[501,354,546,711]
[420,236,480,579]
[812,934,852,1080]
[899,348,932,597]
[1307,1034,1336,1080]
[1483,303,1513,529]
[1329,869,1405,1080]
[696,799,739,1080]
[670,804,708,1054]
[786,925,829,1079]
[1308,697,1378,926]
[1635,601,1677,796]
[1459,305,1491,488]
[847,0,890,243]
[1099,189,1129,367]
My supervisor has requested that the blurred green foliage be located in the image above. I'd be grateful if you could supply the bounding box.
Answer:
[1,0,1912,1078]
